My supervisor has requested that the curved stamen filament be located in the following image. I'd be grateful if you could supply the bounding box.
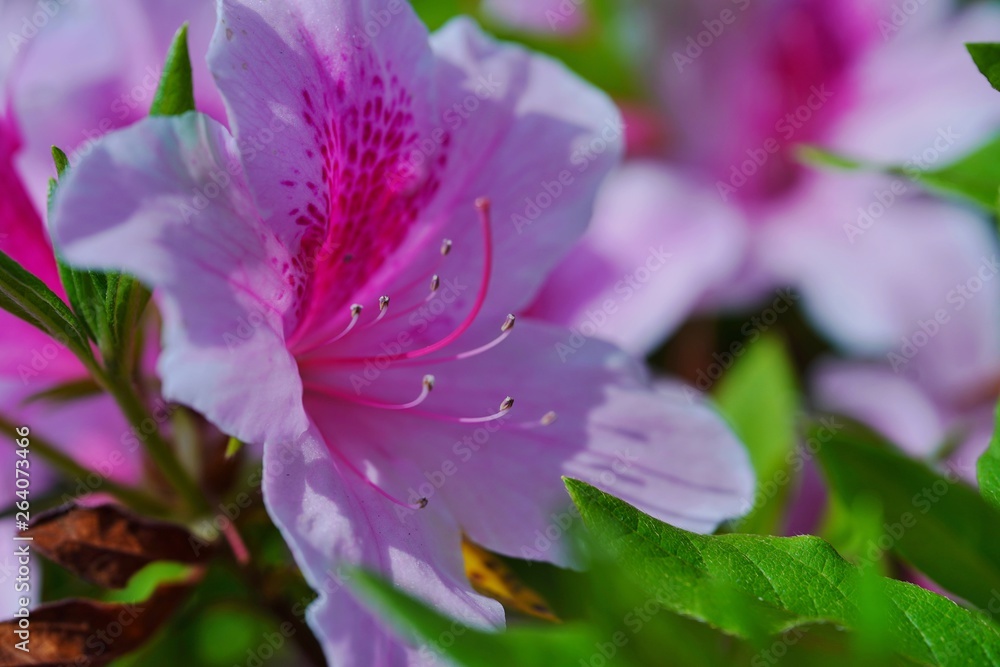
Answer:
[403,397,513,424]
[361,295,391,329]
[304,375,434,411]
[323,304,363,345]
[513,411,558,430]
[392,314,515,367]
[304,381,514,425]
[303,199,495,368]
[328,446,427,510]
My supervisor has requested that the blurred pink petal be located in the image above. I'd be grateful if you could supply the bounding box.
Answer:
[481,0,588,35]
[3,0,221,210]
[527,163,747,355]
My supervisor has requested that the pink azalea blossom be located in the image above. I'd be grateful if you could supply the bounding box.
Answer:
[0,111,140,497]
[481,0,588,36]
[529,0,1000,392]
[49,0,754,662]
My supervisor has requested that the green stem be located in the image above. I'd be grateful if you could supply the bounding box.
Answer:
[0,415,168,516]
[42,303,208,517]
[98,371,210,516]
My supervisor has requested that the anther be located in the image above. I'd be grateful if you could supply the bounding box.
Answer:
[422,374,436,391]
[541,411,557,426]
[378,295,390,312]
[441,239,453,256]
[500,396,514,412]
[430,274,440,292]
[501,314,515,333]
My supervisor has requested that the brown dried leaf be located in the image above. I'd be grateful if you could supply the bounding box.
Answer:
[27,504,212,588]
[0,577,196,666]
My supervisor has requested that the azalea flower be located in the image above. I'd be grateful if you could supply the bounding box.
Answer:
[527,0,1000,396]
[49,0,754,663]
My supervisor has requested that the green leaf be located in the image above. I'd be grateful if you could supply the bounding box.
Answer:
[799,135,1000,214]
[51,146,69,177]
[714,335,799,534]
[0,250,94,367]
[797,145,866,171]
[22,376,102,404]
[150,24,195,117]
[815,422,1000,610]
[46,21,191,368]
[900,133,1000,212]
[565,478,1000,667]
[94,21,194,369]
[349,569,603,666]
[978,399,1000,512]
[968,43,1000,92]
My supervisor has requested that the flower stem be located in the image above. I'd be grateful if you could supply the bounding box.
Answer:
[98,371,210,516]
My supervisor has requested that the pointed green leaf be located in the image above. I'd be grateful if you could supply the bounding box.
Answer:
[349,569,602,666]
[897,133,1000,212]
[51,146,69,177]
[968,43,1000,92]
[565,478,1000,667]
[714,335,799,534]
[23,376,102,404]
[978,400,1000,512]
[814,422,1000,609]
[0,250,94,366]
[150,24,195,117]
[799,134,1000,214]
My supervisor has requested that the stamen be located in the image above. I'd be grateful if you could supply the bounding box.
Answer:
[361,295,391,330]
[322,303,363,344]
[513,411,558,430]
[400,314,515,366]
[328,446,427,511]
[303,376,434,410]
[303,199,496,368]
